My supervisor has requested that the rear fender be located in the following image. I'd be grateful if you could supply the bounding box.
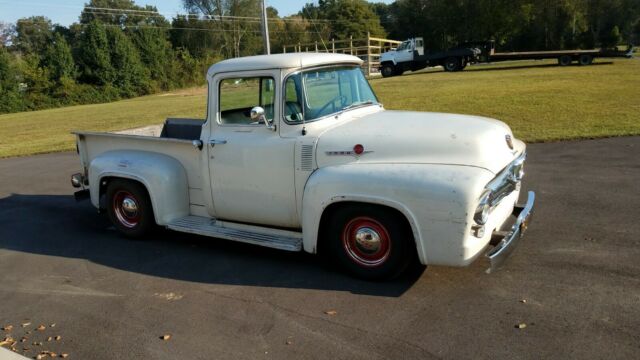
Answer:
[89,150,189,225]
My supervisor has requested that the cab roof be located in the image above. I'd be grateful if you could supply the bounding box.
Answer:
[206,53,363,78]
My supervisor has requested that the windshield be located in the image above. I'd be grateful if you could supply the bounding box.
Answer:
[284,66,378,123]
[396,41,410,51]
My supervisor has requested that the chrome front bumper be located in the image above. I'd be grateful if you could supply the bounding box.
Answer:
[485,191,535,273]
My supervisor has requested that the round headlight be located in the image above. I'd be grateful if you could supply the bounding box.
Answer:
[474,191,492,225]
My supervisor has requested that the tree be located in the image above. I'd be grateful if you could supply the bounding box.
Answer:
[80,0,169,27]
[44,33,77,82]
[301,0,386,39]
[14,16,54,54]
[106,27,150,95]
[182,0,264,57]
[76,21,114,85]
[0,22,15,48]
[130,27,173,89]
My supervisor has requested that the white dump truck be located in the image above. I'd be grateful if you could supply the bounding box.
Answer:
[71,53,535,280]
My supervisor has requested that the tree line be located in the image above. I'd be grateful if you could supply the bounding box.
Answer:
[1,0,638,114]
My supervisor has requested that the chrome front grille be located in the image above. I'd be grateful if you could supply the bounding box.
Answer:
[487,152,526,207]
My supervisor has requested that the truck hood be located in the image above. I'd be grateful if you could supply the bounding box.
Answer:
[315,110,522,174]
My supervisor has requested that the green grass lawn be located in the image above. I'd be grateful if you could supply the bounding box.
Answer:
[1,58,639,158]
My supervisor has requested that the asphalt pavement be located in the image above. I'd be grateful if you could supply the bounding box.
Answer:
[1,137,639,359]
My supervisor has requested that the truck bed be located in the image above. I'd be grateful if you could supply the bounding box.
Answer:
[74,118,209,216]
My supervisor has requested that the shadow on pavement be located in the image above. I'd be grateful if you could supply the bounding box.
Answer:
[0,193,424,297]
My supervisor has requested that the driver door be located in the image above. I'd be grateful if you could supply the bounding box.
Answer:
[207,71,298,228]
[395,40,414,63]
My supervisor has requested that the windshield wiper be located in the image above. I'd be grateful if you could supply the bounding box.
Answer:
[341,100,375,112]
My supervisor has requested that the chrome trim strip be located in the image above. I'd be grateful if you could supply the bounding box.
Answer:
[485,191,535,273]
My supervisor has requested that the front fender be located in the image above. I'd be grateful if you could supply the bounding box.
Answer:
[302,164,495,265]
[89,150,189,225]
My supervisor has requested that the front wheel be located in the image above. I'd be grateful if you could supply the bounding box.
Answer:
[325,205,415,280]
[381,64,396,78]
[106,179,156,238]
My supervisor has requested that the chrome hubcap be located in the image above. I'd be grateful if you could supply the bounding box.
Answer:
[354,227,382,254]
[121,197,138,217]
[342,217,391,268]
[113,191,141,228]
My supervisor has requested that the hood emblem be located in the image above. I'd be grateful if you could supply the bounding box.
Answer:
[505,135,514,150]
[326,144,373,157]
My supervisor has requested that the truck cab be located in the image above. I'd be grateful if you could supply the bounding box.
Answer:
[72,53,534,280]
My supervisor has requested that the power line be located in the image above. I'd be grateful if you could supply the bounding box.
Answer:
[0,1,390,24]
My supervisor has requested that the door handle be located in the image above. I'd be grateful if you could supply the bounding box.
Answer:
[209,139,227,147]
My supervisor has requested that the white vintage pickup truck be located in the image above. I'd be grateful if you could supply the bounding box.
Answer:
[71,53,534,280]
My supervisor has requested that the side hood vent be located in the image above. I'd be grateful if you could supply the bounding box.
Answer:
[300,144,314,171]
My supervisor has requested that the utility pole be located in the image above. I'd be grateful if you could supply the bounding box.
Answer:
[260,0,270,55]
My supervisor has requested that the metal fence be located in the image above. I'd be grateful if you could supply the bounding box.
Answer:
[282,33,402,76]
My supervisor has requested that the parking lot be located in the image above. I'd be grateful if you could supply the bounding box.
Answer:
[1,136,639,359]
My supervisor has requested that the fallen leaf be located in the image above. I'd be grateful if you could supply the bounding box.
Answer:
[0,341,9,347]
[324,310,337,316]
[520,299,527,304]
[515,323,527,329]
[20,337,27,342]
[285,340,293,345]
[3,336,14,342]
[37,325,46,331]
[50,324,56,328]
[47,337,52,342]
[160,334,171,341]
[50,352,57,357]
[22,347,30,351]
[21,322,31,328]
[54,336,61,341]
[60,354,69,358]
[2,325,13,331]
[36,355,46,360]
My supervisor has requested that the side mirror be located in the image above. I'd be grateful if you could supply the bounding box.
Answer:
[251,106,276,131]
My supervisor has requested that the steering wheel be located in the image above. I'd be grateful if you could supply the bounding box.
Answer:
[315,95,347,118]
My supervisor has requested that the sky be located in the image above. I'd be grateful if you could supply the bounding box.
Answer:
[0,0,394,26]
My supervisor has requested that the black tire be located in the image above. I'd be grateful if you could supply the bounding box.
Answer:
[443,57,461,72]
[558,55,572,66]
[579,54,593,66]
[381,64,396,78]
[106,179,155,239]
[325,204,415,280]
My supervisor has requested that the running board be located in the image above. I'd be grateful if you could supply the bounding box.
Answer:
[166,216,303,251]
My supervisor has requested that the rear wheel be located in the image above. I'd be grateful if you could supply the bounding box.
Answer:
[325,204,414,280]
[106,179,155,238]
[381,64,396,78]
[578,54,593,66]
[443,57,461,72]
[558,55,573,66]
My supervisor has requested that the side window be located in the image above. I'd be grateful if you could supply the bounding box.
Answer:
[219,77,274,125]
[284,76,303,122]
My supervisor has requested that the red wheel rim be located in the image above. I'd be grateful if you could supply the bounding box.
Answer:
[112,190,141,228]
[341,217,391,267]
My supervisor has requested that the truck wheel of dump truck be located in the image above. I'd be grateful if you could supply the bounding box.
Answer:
[558,55,573,66]
[579,54,593,66]
[325,204,414,280]
[106,179,156,239]
[443,57,461,72]
[381,64,396,78]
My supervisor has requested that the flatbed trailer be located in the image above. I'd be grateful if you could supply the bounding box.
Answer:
[475,41,634,66]
[380,38,634,77]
